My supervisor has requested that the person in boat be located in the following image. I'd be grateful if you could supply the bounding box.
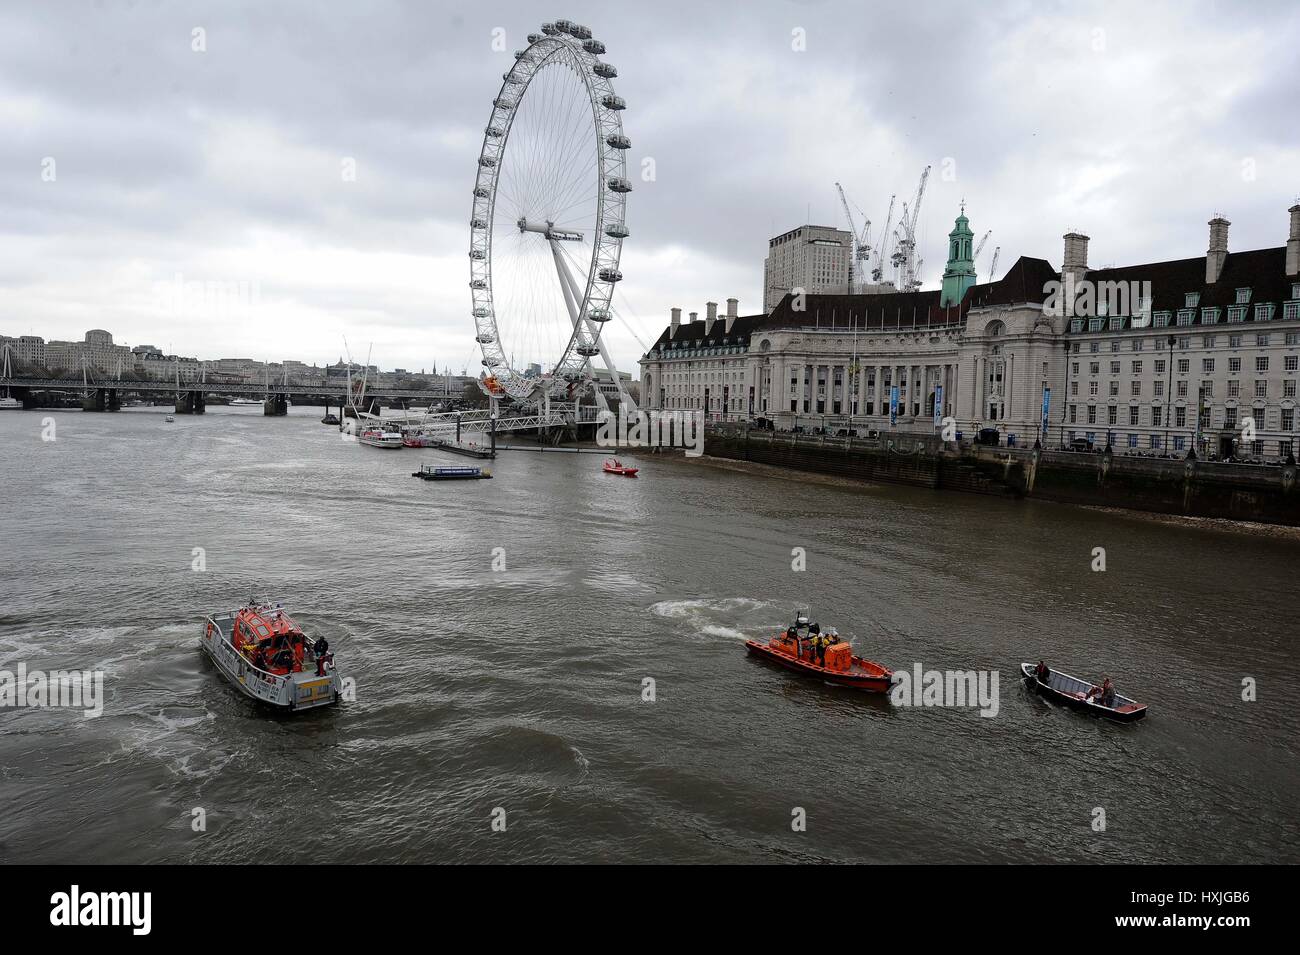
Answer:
[1034,660,1049,683]
[806,623,820,664]
[1087,676,1116,707]
[313,635,331,676]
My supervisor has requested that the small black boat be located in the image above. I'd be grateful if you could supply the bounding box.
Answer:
[412,465,492,481]
[1021,663,1147,723]
[321,413,340,425]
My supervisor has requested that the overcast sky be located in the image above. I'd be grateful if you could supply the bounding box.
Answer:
[2,0,1298,376]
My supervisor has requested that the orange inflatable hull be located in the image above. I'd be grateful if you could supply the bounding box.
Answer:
[745,636,893,693]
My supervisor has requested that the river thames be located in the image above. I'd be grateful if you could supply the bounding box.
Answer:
[0,405,1296,864]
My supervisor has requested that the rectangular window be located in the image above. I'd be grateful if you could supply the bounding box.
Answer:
[1072,362,1080,375]
[1283,409,1295,430]
[1070,319,1084,333]
[1177,309,1194,326]
[1128,433,1139,448]
[1255,303,1274,322]
[1154,311,1171,328]
[1108,406,1118,425]
[1178,336,1190,349]
[1151,434,1162,449]
[1285,302,1300,320]
[1089,381,1099,396]
[1090,343,1100,353]
[1129,406,1139,426]
[1185,292,1200,308]
[1109,381,1119,396]
[1155,359,1166,374]
[1175,407,1187,427]
[1224,407,1237,428]
[1177,380,1188,398]
[1201,380,1214,398]
[1111,341,1120,353]
[1256,356,1270,372]
[1177,358,1190,373]
[1108,317,1122,331]
[1132,338,1144,351]
[1154,380,1165,397]
[1256,380,1267,398]
[1202,358,1215,372]
[1130,381,1141,396]
[1203,307,1222,324]
[1110,361,1120,374]
[1286,355,1298,371]
[1174,436,1186,451]
[1202,334,1216,348]
[1152,407,1163,427]
[1229,357,1241,372]
[1286,381,1297,398]
[1236,288,1251,304]
[1132,361,1143,374]
[1090,362,1099,374]
[1256,334,1270,347]
[1071,381,1079,396]
[1088,318,1103,332]
[1228,380,1240,398]
[1069,405,1077,424]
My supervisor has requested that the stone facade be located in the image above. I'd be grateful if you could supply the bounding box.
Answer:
[642,203,1300,458]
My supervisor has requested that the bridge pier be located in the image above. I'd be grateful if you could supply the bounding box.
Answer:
[175,390,206,414]
[81,388,118,412]
[263,393,288,416]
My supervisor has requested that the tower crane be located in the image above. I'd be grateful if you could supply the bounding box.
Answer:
[988,246,1001,284]
[890,165,931,291]
[973,230,991,264]
[871,195,896,284]
[835,182,872,293]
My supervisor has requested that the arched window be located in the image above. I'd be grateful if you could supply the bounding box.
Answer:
[985,319,1005,338]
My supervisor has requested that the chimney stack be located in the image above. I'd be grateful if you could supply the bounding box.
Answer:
[725,297,738,333]
[1287,203,1300,276]
[1206,215,1230,284]
[669,306,681,339]
[1062,232,1089,289]
[689,311,698,325]
[705,301,718,335]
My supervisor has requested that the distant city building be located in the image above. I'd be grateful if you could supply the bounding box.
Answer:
[762,224,852,312]
[590,365,633,402]
[643,201,1300,459]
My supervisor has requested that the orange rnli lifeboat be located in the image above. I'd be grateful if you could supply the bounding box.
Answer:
[602,457,638,476]
[232,605,310,677]
[745,612,893,693]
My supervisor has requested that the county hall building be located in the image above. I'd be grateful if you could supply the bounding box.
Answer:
[639,200,1300,458]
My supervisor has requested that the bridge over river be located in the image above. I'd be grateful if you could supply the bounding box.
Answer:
[0,375,464,415]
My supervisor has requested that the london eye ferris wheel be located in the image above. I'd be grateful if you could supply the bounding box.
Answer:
[468,19,634,408]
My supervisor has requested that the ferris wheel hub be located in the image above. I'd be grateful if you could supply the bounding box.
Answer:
[516,217,584,242]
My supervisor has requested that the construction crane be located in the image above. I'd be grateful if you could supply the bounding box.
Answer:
[834,182,872,293]
[871,195,896,283]
[973,230,991,264]
[988,246,1001,284]
[890,165,931,292]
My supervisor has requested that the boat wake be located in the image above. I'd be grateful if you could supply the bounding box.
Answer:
[648,597,782,641]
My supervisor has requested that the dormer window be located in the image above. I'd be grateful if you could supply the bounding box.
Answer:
[1185,292,1200,308]
[1153,311,1171,328]
[1292,283,1300,300]
[1202,307,1221,324]
[1255,303,1275,322]
[1235,288,1251,304]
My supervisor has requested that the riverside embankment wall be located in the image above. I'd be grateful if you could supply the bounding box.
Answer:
[703,429,1300,526]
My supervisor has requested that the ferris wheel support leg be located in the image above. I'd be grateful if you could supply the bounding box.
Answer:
[548,239,639,415]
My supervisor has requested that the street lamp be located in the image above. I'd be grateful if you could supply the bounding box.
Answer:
[1165,333,1176,454]
[1060,339,1072,448]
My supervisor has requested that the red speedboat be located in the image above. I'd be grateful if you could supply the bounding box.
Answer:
[602,458,639,476]
[745,612,893,693]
